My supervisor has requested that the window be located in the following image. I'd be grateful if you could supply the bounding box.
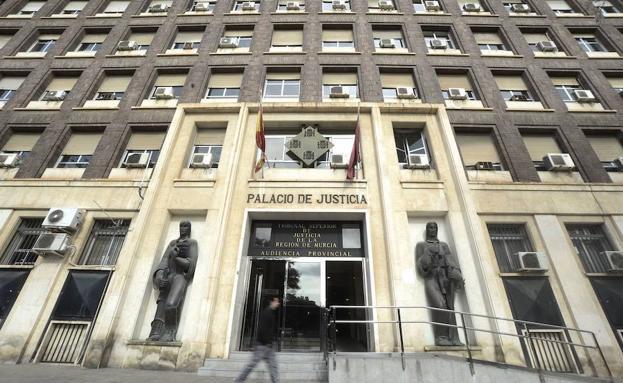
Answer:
[322,27,354,50]
[264,133,354,168]
[191,128,225,168]
[373,29,406,50]
[276,0,305,11]
[120,131,165,168]
[149,73,187,100]
[55,132,102,168]
[437,73,477,100]
[605,76,623,94]
[263,71,300,99]
[566,224,615,273]
[205,71,242,99]
[586,134,623,171]
[322,71,358,98]
[171,30,203,50]
[0,131,39,165]
[546,0,578,14]
[323,0,351,11]
[502,277,565,326]
[494,75,536,102]
[394,129,429,166]
[551,76,588,102]
[78,220,130,265]
[455,131,504,170]
[523,30,559,53]
[189,0,216,11]
[573,33,608,53]
[473,31,510,53]
[0,270,29,328]
[74,33,107,53]
[101,0,130,14]
[380,71,417,100]
[271,27,303,50]
[58,0,87,15]
[93,74,132,101]
[593,0,621,14]
[0,75,26,103]
[413,0,443,12]
[232,0,260,11]
[51,271,110,321]
[28,33,60,53]
[368,0,396,11]
[39,76,78,101]
[589,278,623,347]
[0,218,45,265]
[522,133,562,170]
[15,1,45,16]
[487,224,534,272]
[423,30,457,50]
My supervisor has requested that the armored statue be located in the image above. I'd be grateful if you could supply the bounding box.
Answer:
[415,222,465,346]
[147,220,198,342]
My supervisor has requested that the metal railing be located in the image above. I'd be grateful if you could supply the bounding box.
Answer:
[324,305,613,381]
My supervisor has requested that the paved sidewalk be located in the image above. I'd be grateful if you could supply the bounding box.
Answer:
[0,364,232,383]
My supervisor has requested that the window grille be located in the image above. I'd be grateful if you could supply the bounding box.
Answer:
[566,224,614,273]
[78,220,130,266]
[0,218,45,265]
[487,224,534,272]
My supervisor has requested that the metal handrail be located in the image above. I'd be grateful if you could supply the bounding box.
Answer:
[324,305,613,381]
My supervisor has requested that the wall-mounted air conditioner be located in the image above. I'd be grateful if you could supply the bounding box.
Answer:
[424,0,440,10]
[404,154,430,169]
[219,37,238,48]
[537,41,558,52]
[330,154,348,169]
[511,3,530,12]
[42,91,67,101]
[603,251,623,272]
[190,153,213,168]
[475,161,495,170]
[396,87,416,99]
[148,3,168,12]
[33,233,71,256]
[379,38,395,48]
[430,38,448,49]
[124,152,149,168]
[378,0,394,9]
[574,89,596,103]
[0,153,19,168]
[329,86,350,98]
[43,208,85,232]
[516,251,548,272]
[154,87,175,100]
[448,87,468,100]
[543,153,575,171]
[117,40,138,51]
[463,3,481,12]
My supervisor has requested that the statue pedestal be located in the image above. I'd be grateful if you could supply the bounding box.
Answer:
[424,345,482,359]
[125,340,183,370]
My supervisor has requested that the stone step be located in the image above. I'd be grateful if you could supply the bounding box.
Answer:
[202,359,327,371]
[198,367,328,381]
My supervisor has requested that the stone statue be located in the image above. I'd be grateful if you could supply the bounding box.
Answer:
[147,220,198,342]
[415,222,464,346]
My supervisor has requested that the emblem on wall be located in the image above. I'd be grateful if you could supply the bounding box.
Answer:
[285,126,333,167]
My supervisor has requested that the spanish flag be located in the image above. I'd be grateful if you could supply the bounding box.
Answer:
[254,107,266,173]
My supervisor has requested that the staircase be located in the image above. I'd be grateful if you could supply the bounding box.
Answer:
[198,351,328,382]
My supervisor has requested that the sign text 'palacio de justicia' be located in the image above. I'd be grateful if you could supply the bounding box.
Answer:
[246,193,368,205]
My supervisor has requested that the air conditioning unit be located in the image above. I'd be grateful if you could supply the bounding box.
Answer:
[396,87,416,99]
[241,1,256,10]
[190,153,213,168]
[148,3,168,12]
[0,152,19,168]
[543,153,575,171]
[574,89,596,103]
[117,40,138,51]
[219,37,238,48]
[182,42,195,50]
[286,1,300,10]
[430,38,448,49]
[463,3,481,12]
[330,154,348,169]
[95,92,115,101]
[332,0,347,10]
[42,91,67,102]
[33,233,71,256]
[124,152,149,168]
[424,0,440,11]
[194,2,211,11]
[603,251,623,272]
[154,87,175,100]
[380,38,395,48]
[404,154,430,169]
[509,94,528,101]
[511,3,530,12]
[329,86,350,98]
[448,87,468,100]
[537,40,558,52]
[475,161,495,170]
[517,252,548,272]
[43,207,85,232]
[378,0,394,9]
[614,157,623,171]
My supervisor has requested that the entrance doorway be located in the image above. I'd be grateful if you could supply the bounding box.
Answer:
[240,259,368,352]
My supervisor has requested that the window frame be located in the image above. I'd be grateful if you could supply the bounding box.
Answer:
[0,218,45,265]
[189,144,222,168]
[263,78,301,99]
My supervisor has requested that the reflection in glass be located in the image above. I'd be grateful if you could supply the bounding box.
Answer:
[254,225,272,247]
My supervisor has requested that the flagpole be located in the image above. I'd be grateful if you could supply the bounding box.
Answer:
[260,83,264,180]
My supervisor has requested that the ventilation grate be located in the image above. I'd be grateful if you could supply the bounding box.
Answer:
[38,321,91,364]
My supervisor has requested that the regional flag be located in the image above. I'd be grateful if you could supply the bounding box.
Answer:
[254,107,266,173]
[346,116,361,180]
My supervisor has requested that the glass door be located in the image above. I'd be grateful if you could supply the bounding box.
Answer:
[281,261,322,351]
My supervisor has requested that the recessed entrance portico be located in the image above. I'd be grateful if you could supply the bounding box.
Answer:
[238,220,370,353]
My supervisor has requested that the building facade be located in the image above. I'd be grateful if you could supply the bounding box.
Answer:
[0,0,622,380]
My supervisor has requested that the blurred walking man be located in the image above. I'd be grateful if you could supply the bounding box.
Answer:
[235,297,281,383]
